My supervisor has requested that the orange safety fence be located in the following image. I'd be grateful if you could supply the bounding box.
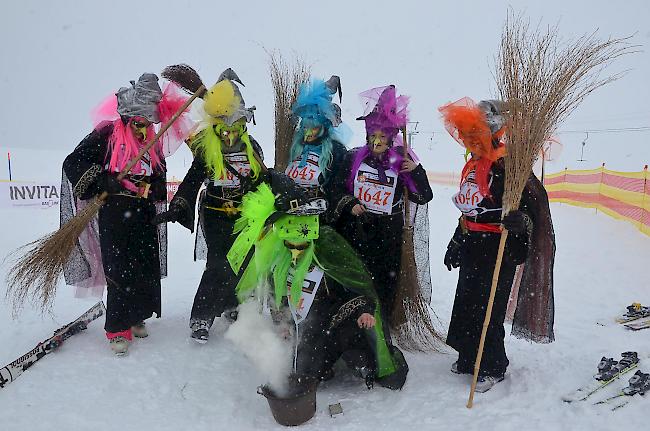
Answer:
[544,165,650,237]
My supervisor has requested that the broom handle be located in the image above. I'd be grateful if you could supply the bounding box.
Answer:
[467,229,509,408]
[402,127,411,227]
[250,148,269,173]
[98,84,206,198]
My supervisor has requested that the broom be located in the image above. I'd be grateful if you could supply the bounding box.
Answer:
[267,51,310,171]
[391,128,444,352]
[163,64,268,176]
[5,85,205,315]
[161,64,208,98]
[466,13,636,408]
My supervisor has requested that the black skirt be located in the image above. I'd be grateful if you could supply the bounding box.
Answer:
[98,195,161,333]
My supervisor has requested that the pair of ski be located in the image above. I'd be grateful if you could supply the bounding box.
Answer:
[562,352,648,411]
[0,301,105,389]
[594,370,650,410]
[616,303,650,331]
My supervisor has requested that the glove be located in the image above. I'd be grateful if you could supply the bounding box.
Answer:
[444,239,463,271]
[268,170,309,212]
[502,210,528,234]
[151,203,185,225]
[98,172,124,195]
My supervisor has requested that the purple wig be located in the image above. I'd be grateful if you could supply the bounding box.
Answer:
[358,85,409,140]
[347,85,417,194]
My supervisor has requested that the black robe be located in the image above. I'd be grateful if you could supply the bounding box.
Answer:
[295,277,376,381]
[446,161,532,377]
[62,124,167,333]
[290,263,408,390]
[171,137,265,325]
[330,147,434,320]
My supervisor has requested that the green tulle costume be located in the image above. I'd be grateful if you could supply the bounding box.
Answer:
[226,183,398,377]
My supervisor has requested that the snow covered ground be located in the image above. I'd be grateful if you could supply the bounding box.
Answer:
[1,182,648,431]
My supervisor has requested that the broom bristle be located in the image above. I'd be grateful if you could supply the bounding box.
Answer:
[392,227,445,352]
[496,13,636,212]
[162,64,207,98]
[5,197,104,316]
[268,50,311,171]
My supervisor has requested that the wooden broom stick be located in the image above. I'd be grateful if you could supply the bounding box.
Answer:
[467,227,509,408]
[402,127,411,225]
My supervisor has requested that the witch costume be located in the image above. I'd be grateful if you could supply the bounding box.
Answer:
[227,183,409,389]
[284,76,351,217]
[331,85,434,323]
[439,97,555,390]
[61,73,192,353]
[154,68,307,343]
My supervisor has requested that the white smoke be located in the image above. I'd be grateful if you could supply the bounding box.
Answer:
[224,301,293,396]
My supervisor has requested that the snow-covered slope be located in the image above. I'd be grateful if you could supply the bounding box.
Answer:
[1,184,648,431]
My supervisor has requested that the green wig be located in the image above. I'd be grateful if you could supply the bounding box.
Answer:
[190,120,261,182]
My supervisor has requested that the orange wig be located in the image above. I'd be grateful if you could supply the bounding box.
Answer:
[439,97,506,197]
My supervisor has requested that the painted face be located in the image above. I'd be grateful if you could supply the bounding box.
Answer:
[303,126,323,143]
[283,240,309,265]
[218,122,245,147]
[130,118,151,141]
[459,130,485,158]
[368,130,390,155]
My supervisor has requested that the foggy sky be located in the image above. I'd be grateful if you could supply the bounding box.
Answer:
[1,0,648,178]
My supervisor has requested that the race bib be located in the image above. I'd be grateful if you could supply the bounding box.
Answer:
[213,152,251,188]
[287,266,324,325]
[353,162,398,214]
[452,170,499,216]
[285,152,322,187]
[131,152,153,177]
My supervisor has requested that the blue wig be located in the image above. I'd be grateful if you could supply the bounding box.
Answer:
[289,78,351,178]
[292,79,339,126]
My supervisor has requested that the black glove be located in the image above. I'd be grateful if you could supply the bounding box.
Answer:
[268,169,309,212]
[444,239,463,271]
[502,210,528,234]
[98,172,123,195]
[151,203,185,225]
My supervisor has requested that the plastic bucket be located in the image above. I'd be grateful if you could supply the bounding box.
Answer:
[258,375,318,426]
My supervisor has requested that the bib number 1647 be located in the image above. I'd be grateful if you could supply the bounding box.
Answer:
[356,186,392,206]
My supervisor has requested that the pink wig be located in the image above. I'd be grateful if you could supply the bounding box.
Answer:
[157,81,195,157]
[90,81,194,173]
[107,119,162,173]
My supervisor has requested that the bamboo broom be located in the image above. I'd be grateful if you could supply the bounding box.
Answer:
[466,14,635,408]
[391,128,443,352]
[5,85,205,315]
[268,51,310,172]
[163,64,267,176]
